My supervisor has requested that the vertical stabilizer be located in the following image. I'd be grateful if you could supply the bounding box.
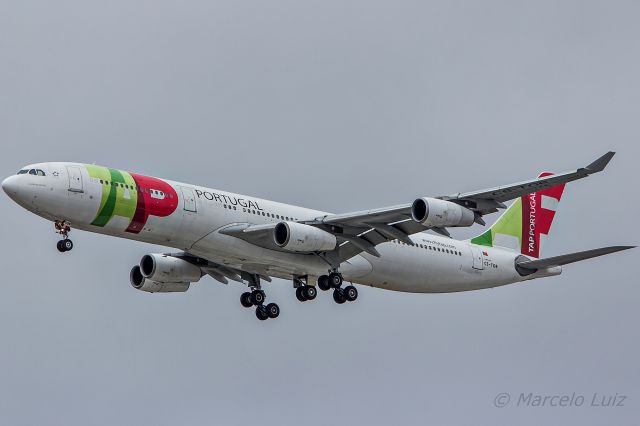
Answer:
[470,172,565,258]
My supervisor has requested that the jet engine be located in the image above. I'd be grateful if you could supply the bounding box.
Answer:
[129,254,203,293]
[274,221,337,252]
[140,254,203,283]
[130,266,190,293]
[411,197,475,228]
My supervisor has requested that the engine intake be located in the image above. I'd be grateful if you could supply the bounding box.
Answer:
[140,254,202,283]
[411,197,475,228]
[130,265,190,293]
[274,221,337,252]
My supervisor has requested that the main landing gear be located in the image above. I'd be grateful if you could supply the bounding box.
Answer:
[240,289,280,321]
[240,290,280,321]
[294,277,317,302]
[55,220,73,253]
[317,272,358,304]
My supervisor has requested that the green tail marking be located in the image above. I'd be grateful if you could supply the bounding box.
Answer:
[470,198,523,248]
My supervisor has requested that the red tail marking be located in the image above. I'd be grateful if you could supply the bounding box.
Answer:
[520,172,566,258]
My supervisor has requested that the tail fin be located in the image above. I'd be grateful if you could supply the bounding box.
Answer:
[470,172,565,258]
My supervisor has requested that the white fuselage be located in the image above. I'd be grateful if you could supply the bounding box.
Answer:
[2,162,560,293]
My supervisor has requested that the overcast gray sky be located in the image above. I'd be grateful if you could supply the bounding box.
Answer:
[1,1,638,425]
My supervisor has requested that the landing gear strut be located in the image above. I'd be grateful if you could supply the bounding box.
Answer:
[239,274,280,321]
[55,220,73,252]
[318,271,358,304]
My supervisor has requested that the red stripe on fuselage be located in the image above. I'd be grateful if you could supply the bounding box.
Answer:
[125,173,179,234]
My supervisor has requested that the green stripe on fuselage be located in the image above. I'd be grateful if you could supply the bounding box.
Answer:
[86,165,137,228]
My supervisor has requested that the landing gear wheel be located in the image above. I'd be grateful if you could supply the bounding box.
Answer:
[329,272,343,288]
[344,285,358,302]
[62,239,73,252]
[303,286,317,300]
[318,275,331,291]
[57,239,73,252]
[296,287,308,302]
[266,303,280,319]
[240,292,253,308]
[333,288,347,304]
[256,306,269,321]
[250,290,265,306]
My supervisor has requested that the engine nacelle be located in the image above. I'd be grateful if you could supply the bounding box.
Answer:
[411,197,475,228]
[274,221,337,252]
[139,254,203,283]
[130,265,190,293]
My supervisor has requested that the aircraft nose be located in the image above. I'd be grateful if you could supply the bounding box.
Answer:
[2,175,19,196]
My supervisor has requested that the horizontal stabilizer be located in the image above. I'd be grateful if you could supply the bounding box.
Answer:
[585,151,616,173]
[516,246,635,272]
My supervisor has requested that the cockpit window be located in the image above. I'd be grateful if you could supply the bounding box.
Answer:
[21,169,46,176]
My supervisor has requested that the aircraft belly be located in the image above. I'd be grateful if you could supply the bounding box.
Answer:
[340,255,373,279]
[356,242,522,293]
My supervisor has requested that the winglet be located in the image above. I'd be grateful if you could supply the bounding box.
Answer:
[585,151,615,173]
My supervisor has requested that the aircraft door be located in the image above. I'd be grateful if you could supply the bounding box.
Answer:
[180,187,197,212]
[470,246,484,270]
[67,166,84,193]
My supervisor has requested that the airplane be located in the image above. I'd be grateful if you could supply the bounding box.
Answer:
[2,152,634,321]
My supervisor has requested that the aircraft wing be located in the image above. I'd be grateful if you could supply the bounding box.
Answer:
[439,151,615,215]
[302,152,615,259]
[223,152,615,262]
[171,252,273,285]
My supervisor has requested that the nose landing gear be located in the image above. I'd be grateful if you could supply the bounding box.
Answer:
[56,239,74,253]
[54,220,73,252]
